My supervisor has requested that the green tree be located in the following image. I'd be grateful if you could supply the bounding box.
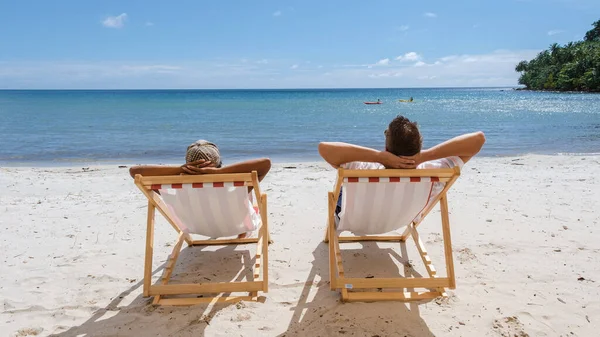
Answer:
[515,18,600,92]
[515,60,528,72]
[585,20,600,42]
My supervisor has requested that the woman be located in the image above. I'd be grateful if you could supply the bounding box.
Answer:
[129,140,271,180]
[129,140,271,238]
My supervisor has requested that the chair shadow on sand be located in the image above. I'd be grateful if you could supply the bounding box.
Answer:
[278,240,437,337]
[52,245,259,337]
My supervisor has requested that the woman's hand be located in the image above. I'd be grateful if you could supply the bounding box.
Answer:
[180,160,217,175]
[378,151,418,169]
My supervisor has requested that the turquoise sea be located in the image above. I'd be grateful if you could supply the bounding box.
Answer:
[0,88,598,165]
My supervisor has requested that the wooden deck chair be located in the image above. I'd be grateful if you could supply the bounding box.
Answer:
[134,171,269,306]
[324,167,461,302]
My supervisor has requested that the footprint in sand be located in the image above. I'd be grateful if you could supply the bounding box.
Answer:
[14,327,43,336]
[457,248,478,263]
[426,233,443,244]
[492,316,529,337]
[434,291,457,307]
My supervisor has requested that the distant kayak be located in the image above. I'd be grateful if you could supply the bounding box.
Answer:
[364,102,382,105]
[399,97,414,103]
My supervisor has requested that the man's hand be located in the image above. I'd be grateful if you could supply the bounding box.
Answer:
[378,151,417,169]
[181,160,216,175]
[398,152,424,167]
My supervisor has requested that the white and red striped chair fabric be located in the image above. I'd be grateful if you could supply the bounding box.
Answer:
[152,181,260,238]
[338,176,440,235]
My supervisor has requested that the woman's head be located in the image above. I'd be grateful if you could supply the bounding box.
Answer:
[185,140,222,168]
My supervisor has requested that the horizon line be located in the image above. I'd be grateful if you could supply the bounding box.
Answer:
[0,86,522,91]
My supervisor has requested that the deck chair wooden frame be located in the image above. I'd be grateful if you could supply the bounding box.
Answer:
[324,167,460,302]
[134,171,269,306]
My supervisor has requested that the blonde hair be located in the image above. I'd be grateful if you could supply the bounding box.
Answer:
[185,140,222,167]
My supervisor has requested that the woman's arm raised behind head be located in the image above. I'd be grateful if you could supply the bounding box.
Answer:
[129,165,184,178]
[213,158,272,181]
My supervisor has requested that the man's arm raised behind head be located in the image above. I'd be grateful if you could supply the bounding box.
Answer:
[418,131,486,165]
[318,142,416,169]
[318,142,382,168]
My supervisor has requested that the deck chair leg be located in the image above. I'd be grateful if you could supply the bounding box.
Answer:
[152,232,187,305]
[261,194,269,292]
[332,232,348,301]
[143,201,155,297]
[411,226,446,296]
[162,233,186,284]
[327,192,337,290]
[328,191,347,299]
[411,226,436,276]
[399,223,413,241]
[323,193,331,243]
[253,194,268,290]
[440,195,456,289]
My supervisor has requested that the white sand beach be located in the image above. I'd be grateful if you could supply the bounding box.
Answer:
[1,155,599,337]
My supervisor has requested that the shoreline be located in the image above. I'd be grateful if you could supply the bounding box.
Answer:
[514,87,600,94]
[1,152,599,168]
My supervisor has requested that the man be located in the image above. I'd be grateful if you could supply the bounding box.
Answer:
[318,115,485,219]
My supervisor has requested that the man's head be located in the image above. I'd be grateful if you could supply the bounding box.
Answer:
[385,115,423,156]
[186,140,223,168]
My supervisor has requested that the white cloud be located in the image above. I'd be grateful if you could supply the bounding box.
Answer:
[273,10,282,17]
[102,13,128,29]
[547,29,564,36]
[397,25,409,31]
[256,59,269,64]
[440,55,458,62]
[0,51,542,89]
[145,22,154,27]
[375,58,390,66]
[290,64,299,69]
[396,52,421,62]
[120,65,181,72]
[424,12,437,18]
[325,49,541,88]
[369,71,403,78]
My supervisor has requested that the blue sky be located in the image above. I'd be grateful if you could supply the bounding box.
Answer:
[0,0,598,89]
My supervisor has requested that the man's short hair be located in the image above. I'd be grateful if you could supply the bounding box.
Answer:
[385,115,423,156]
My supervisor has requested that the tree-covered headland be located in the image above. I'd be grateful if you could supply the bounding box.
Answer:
[515,19,600,92]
